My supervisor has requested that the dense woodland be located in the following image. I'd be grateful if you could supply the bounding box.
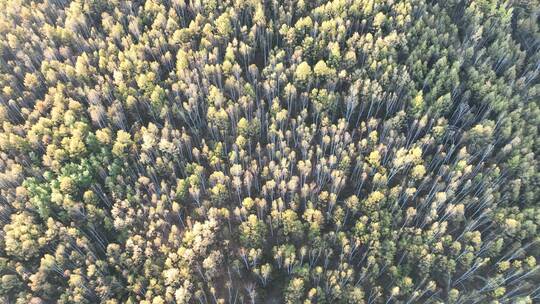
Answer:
[0,0,539,303]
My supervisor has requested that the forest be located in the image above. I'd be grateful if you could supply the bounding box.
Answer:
[0,0,539,303]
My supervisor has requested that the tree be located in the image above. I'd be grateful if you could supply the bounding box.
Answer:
[3,212,45,260]
[295,61,312,84]
[313,60,336,79]
[239,215,267,248]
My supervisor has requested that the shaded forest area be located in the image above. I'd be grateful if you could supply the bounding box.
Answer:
[0,0,539,303]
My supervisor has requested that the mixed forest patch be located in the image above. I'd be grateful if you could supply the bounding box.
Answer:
[0,0,539,303]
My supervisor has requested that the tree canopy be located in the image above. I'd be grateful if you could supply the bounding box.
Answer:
[0,0,539,303]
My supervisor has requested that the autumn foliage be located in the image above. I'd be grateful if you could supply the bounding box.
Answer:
[0,0,539,303]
